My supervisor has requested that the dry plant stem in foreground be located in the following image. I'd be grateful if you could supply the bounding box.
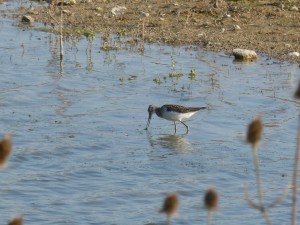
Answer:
[292,81,300,225]
[160,193,179,225]
[204,187,219,225]
[8,216,23,225]
[59,9,64,61]
[246,117,272,225]
[251,145,272,225]
[291,115,300,225]
[0,134,12,167]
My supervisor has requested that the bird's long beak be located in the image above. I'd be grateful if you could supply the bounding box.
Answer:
[145,114,152,130]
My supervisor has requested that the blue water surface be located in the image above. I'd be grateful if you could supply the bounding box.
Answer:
[0,2,300,224]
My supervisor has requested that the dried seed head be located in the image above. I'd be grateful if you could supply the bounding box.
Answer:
[247,116,263,146]
[204,187,219,211]
[160,192,179,217]
[294,81,300,99]
[8,216,23,225]
[0,134,12,168]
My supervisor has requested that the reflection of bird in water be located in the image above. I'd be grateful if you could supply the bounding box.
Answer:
[157,134,193,154]
[145,104,206,133]
[145,128,193,154]
[160,193,179,225]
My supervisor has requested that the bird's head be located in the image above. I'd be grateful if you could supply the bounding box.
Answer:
[145,105,156,130]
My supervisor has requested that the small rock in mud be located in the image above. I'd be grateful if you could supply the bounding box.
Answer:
[62,9,72,15]
[290,6,299,11]
[233,24,241,30]
[111,6,127,16]
[21,15,34,24]
[140,11,150,18]
[288,52,300,57]
[95,7,103,12]
[67,0,76,5]
[233,48,257,60]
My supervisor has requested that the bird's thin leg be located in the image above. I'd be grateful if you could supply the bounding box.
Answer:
[167,216,171,225]
[180,121,189,133]
[173,121,177,134]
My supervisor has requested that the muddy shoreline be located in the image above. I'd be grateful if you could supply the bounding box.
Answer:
[2,0,300,63]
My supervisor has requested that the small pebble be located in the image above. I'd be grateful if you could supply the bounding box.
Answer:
[233,24,241,30]
[288,52,300,57]
[111,6,127,16]
[140,11,150,17]
[290,6,299,11]
[21,15,34,23]
[62,9,71,15]
[95,7,103,12]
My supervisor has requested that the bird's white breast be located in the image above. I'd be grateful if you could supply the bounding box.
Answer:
[161,109,198,121]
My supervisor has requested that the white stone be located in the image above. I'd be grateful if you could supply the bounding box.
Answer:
[21,15,34,23]
[95,7,103,12]
[233,48,257,60]
[62,9,71,15]
[140,11,150,18]
[233,24,241,30]
[290,6,299,11]
[111,6,127,16]
[66,0,76,5]
[288,52,300,57]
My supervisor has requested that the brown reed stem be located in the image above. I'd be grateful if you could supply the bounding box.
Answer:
[141,19,145,52]
[207,210,212,225]
[167,216,171,225]
[292,114,300,225]
[252,145,272,225]
[252,145,264,207]
[59,9,64,61]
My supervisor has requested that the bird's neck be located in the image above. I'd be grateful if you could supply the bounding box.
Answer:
[155,107,163,118]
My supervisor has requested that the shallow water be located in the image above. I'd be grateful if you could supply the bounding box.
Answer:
[0,3,300,225]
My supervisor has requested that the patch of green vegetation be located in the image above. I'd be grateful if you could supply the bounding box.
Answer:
[153,77,161,84]
[34,27,57,33]
[189,67,196,79]
[83,31,95,40]
[169,72,183,78]
[168,53,183,79]
[117,29,127,36]
[100,45,120,51]
[34,27,98,40]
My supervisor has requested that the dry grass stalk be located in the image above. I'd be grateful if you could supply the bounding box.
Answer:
[292,82,300,225]
[0,134,12,168]
[8,216,23,225]
[247,115,263,147]
[141,19,145,52]
[294,81,300,99]
[246,116,272,225]
[204,187,218,211]
[59,9,64,61]
[160,192,179,225]
[204,187,219,225]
